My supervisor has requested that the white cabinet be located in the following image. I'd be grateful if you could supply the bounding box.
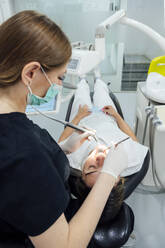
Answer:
[135,81,165,188]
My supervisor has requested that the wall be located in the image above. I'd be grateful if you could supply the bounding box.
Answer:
[0,0,13,23]
[12,0,124,91]
[121,0,165,59]
[10,0,165,90]
[12,0,117,42]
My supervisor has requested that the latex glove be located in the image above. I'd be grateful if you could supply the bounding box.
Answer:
[101,143,128,179]
[59,131,95,154]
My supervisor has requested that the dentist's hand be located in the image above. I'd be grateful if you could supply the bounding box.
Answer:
[101,143,128,179]
[59,131,95,154]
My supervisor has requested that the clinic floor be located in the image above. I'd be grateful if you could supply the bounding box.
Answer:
[28,91,165,248]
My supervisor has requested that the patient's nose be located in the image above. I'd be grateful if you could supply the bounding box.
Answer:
[96,154,105,167]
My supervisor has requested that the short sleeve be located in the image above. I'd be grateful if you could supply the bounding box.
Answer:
[0,148,70,236]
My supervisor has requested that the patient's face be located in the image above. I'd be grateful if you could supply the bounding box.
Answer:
[82,145,108,188]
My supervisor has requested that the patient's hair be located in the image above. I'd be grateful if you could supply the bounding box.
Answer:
[69,168,125,224]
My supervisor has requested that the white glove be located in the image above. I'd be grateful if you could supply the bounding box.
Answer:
[59,131,95,154]
[101,143,128,179]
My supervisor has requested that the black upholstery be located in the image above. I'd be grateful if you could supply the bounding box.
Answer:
[91,202,134,248]
[66,199,134,248]
[0,236,33,248]
[124,150,150,199]
[107,89,124,120]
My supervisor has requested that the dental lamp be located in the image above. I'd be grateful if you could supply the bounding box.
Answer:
[67,9,165,77]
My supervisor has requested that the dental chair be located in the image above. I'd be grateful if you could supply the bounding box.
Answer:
[65,86,150,248]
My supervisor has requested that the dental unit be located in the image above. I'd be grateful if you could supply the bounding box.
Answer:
[29,9,165,193]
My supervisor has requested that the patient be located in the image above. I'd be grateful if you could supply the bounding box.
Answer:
[59,78,148,188]
[60,78,148,225]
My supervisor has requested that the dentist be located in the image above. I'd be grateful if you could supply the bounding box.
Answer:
[0,10,129,248]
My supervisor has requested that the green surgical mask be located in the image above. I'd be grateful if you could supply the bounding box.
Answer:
[27,66,62,106]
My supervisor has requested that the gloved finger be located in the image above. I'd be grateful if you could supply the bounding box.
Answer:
[73,130,84,135]
[80,125,96,133]
[79,131,96,140]
[104,141,116,152]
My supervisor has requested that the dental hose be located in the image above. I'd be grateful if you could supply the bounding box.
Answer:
[137,106,165,194]
[149,114,165,192]
[142,104,152,145]
[28,105,97,139]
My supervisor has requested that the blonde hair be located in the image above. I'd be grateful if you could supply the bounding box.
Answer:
[0,10,71,87]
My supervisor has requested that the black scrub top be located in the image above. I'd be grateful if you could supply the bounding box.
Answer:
[0,112,70,245]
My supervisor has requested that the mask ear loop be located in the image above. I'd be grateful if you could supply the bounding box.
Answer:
[40,65,64,107]
[26,65,52,96]
[40,65,53,86]
[27,84,33,94]
[26,81,43,101]
[26,83,33,105]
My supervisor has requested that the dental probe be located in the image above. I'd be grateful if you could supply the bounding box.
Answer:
[105,137,130,150]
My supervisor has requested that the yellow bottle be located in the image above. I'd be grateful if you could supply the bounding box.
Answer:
[148,56,165,77]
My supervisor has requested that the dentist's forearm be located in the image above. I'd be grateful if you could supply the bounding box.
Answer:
[30,173,116,248]
[58,115,81,142]
[68,173,116,248]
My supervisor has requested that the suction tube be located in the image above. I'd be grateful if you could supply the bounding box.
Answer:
[149,115,165,191]
[137,106,165,194]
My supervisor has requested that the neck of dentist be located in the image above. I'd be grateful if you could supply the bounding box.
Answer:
[0,81,28,113]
